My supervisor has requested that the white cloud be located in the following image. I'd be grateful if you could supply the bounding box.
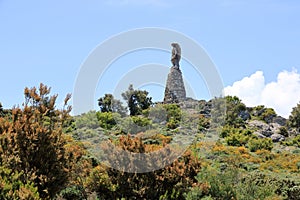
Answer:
[224,69,300,118]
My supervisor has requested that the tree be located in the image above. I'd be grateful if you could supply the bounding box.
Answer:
[0,102,3,117]
[121,84,153,116]
[0,83,72,198]
[225,96,247,127]
[98,94,126,116]
[288,102,300,128]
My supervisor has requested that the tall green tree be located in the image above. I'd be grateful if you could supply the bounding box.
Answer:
[0,102,3,117]
[121,84,153,116]
[225,96,247,127]
[288,102,300,128]
[98,93,126,116]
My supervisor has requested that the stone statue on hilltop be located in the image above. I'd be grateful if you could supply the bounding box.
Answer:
[171,43,181,69]
[164,43,186,103]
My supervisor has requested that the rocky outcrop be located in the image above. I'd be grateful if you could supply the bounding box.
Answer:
[164,66,186,103]
[270,133,285,142]
[248,120,286,142]
[272,116,287,126]
[238,110,251,121]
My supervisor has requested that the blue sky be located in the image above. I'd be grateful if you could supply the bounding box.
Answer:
[0,0,300,117]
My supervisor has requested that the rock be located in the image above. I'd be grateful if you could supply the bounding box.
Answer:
[248,120,269,130]
[179,98,199,109]
[264,114,276,124]
[248,120,272,137]
[164,67,186,103]
[238,110,251,121]
[289,128,300,136]
[261,130,273,137]
[272,116,287,126]
[252,108,265,117]
[269,123,282,134]
[271,133,285,142]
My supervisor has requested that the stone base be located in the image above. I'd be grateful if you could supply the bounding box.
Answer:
[163,66,186,103]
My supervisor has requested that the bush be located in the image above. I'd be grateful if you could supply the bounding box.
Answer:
[193,166,238,199]
[248,138,273,152]
[198,114,210,132]
[96,112,119,129]
[99,135,201,199]
[225,133,249,147]
[131,115,151,127]
[289,135,300,147]
[188,167,282,200]
[0,166,40,200]
[225,96,247,127]
[166,118,179,129]
[221,126,252,147]
[0,84,71,198]
[164,104,182,129]
[279,126,289,137]
[58,186,85,200]
[235,173,281,200]
[251,105,277,123]
[118,116,152,134]
[76,111,101,129]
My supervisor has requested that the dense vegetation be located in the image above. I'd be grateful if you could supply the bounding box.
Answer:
[0,83,300,199]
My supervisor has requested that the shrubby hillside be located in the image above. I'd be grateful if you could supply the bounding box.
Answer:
[0,84,300,199]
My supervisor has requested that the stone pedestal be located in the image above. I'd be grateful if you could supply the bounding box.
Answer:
[163,66,186,103]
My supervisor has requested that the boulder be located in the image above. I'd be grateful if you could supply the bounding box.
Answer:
[248,120,274,137]
[271,133,285,142]
[248,120,269,130]
[269,123,282,134]
[238,110,251,121]
[272,116,287,126]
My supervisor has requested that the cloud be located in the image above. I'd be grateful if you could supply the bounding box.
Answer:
[224,69,300,118]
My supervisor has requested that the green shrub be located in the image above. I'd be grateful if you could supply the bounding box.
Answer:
[0,166,40,200]
[148,104,168,124]
[225,133,249,147]
[76,110,100,129]
[297,162,300,170]
[131,115,151,127]
[164,104,181,121]
[221,126,252,146]
[118,116,152,134]
[198,114,210,132]
[190,167,281,200]
[292,135,300,147]
[166,118,179,129]
[58,185,85,200]
[96,112,118,129]
[248,138,273,152]
[225,96,247,127]
[194,166,238,200]
[236,173,280,200]
[251,105,277,123]
[279,126,289,137]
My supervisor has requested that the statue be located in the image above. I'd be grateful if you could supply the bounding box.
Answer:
[171,43,181,69]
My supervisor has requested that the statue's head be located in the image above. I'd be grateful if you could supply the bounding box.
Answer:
[171,43,177,47]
